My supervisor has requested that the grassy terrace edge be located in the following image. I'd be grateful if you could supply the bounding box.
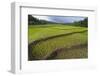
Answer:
[28,25,87,44]
[28,26,87,60]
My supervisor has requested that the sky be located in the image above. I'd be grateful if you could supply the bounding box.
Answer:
[33,15,86,23]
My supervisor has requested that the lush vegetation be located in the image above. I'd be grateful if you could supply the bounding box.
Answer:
[66,18,88,27]
[28,15,55,25]
[28,15,88,60]
[28,24,87,43]
[28,25,88,60]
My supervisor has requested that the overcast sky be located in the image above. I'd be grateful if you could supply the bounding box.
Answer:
[32,15,86,23]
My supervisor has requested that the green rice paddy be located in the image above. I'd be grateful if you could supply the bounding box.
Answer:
[28,24,88,60]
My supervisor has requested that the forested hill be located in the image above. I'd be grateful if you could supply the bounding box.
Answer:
[28,15,55,25]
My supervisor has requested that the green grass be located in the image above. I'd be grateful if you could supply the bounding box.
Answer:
[30,31,87,59]
[28,24,87,44]
[28,24,88,60]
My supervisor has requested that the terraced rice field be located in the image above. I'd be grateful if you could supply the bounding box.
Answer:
[28,24,88,60]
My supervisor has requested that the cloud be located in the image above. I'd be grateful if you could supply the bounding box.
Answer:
[33,15,86,23]
[33,15,50,21]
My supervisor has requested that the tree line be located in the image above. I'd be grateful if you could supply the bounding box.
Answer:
[28,15,55,25]
[71,18,88,27]
[28,15,88,27]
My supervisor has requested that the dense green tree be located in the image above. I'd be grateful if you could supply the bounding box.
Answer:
[81,18,88,27]
[28,15,56,25]
[71,18,88,27]
[28,15,41,25]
